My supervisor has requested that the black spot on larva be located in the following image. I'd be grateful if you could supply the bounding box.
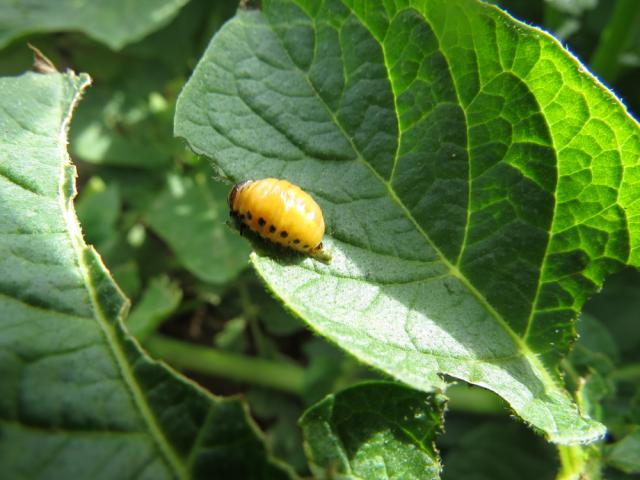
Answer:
[247,211,252,220]
[269,225,276,233]
[293,239,300,244]
[258,217,266,226]
[303,244,309,249]
[239,214,245,220]
[280,231,288,238]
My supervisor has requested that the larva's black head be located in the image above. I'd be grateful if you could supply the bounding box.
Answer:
[228,180,253,209]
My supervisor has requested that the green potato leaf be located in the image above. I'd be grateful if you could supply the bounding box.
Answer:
[127,276,183,341]
[174,0,640,443]
[0,0,189,50]
[145,170,251,285]
[0,70,291,479]
[300,382,444,479]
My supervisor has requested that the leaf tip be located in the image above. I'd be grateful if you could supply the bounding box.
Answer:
[28,43,58,74]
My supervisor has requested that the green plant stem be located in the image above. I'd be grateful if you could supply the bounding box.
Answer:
[590,0,640,83]
[556,445,586,480]
[611,363,640,382]
[445,384,507,415]
[145,334,306,395]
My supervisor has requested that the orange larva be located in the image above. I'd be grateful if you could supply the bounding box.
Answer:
[228,178,329,260]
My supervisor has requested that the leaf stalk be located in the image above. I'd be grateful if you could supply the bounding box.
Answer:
[590,0,640,83]
[556,445,586,480]
[145,335,306,395]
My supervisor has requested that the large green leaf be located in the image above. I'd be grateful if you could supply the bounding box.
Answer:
[174,0,640,443]
[0,70,291,479]
[300,382,444,479]
[0,0,188,50]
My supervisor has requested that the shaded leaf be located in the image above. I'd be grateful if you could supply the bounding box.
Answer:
[300,382,444,480]
[214,316,249,352]
[563,304,640,476]
[255,285,305,337]
[111,259,143,299]
[121,0,237,75]
[569,313,619,375]
[127,276,183,341]
[575,370,611,422]
[301,338,363,405]
[0,0,189,50]
[248,389,308,473]
[441,422,558,480]
[76,176,121,247]
[175,0,640,442]
[584,267,640,356]
[146,170,251,284]
[0,70,291,479]
[71,85,176,168]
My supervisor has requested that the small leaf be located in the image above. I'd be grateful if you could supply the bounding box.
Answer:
[175,0,640,442]
[146,171,250,284]
[605,428,640,474]
[0,0,189,50]
[300,382,444,480]
[214,316,248,352]
[569,314,619,375]
[0,70,291,479]
[127,276,183,341]
[575,370,611,422]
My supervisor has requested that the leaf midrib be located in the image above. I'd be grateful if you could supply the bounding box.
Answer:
[79,259,187,479]
[55,75,189,480]
[259,7,564,393]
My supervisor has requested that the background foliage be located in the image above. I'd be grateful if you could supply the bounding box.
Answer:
[0,0,639,478]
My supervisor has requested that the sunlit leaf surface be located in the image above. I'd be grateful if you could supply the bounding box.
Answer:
[175,0,640,443]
